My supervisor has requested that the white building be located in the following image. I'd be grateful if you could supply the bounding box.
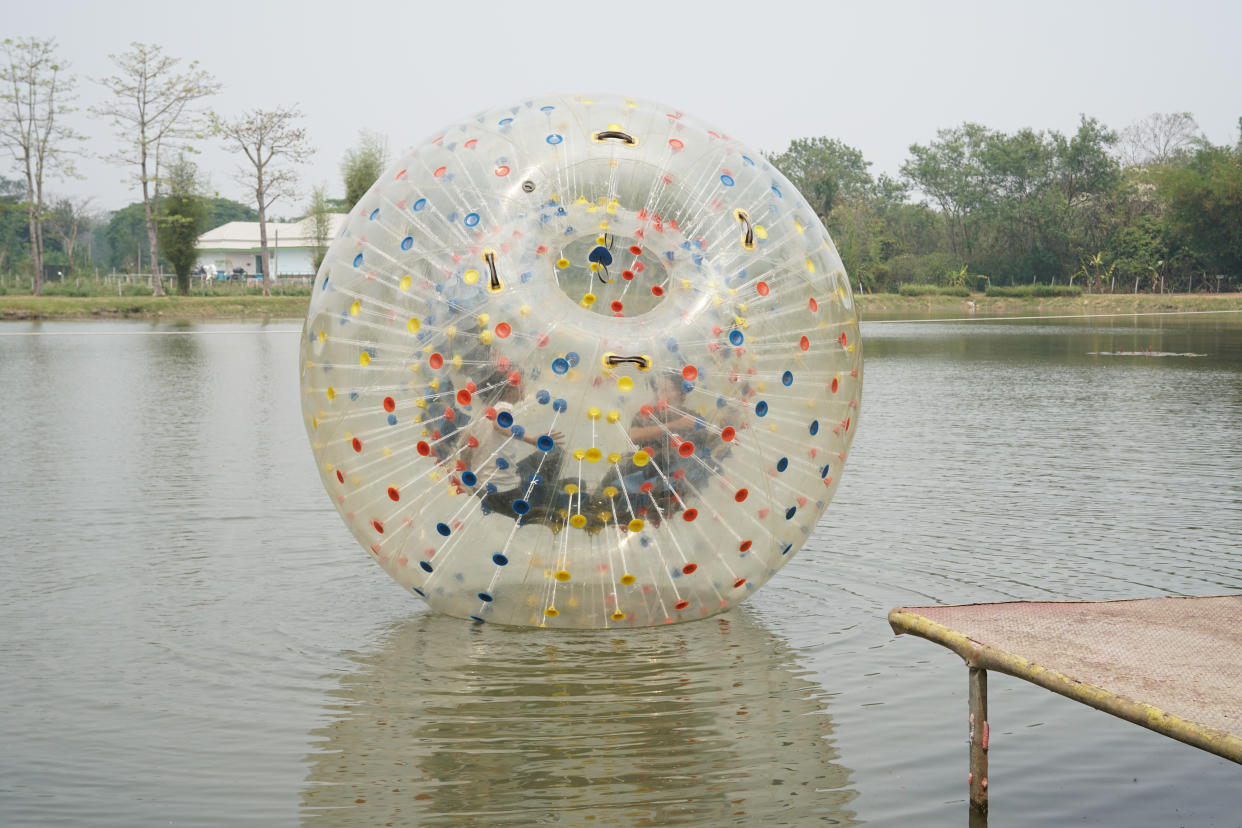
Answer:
[196,214,348,277]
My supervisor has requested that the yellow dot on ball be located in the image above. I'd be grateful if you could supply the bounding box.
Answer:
[755,225,768,239]
[407,318,421,334]
[569,514,587,528]
[632,450,649,467]
[479,331,492,345]
[627,519,644,532]
[326,386,336,401]
[585,447,602,463]
[477,313,490,326]
[463,269,479,285]
[519,304,531,316]
[445,325,457,338]
[603,486,618,498]
[582,292,596,306]
[400,275,412,291]
[556,258,570,269]
[611,611,626,621]
[587,407,601,420]
[606,452,621,464]
[359,352,371,366]
[617,376,634,392]
[544,607,559,617]
[317,330,326,344]
[350,300,361,316]
[596,235,607,245]
[620,574,636,586]
[563,483,579,495]
[606,410,620,424]
[555,569,572,581]
[806,258,816,273]
[572,449,586,461]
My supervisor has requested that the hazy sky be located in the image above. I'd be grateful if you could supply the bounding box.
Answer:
[8,0,1242,215]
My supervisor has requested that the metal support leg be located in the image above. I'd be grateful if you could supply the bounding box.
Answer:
[969,666,989,819]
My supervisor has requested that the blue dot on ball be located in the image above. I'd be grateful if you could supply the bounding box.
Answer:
[478,592,494,602]
[387,414,397,426]
[552,358,569,374]
[729,330,744,346]
[461,471,477,486]
[436,522,451,536]
[552,398,567,412]
[537,435,555,451]
[368,208,380,221]
[588,246,613,266]
[513,499,530,514]
[776,457,788,472]
[412,587,426,597]
[785,506,796,520]
[496,457,510,470]
[497,411,514,428]
[400,236,413,251]
[720,174,735,186]
[536,389,550,404]
[493,553,509,566]
[566,351,580,367]
[547,134,562,145]
[782,371,794,386]
[420,561,433,573]
[352,253,363,268]
[755,400,768,417]
[412,198,427,211]
[810,420,819,436]
[464,212,480,227]
[510,425,525,439]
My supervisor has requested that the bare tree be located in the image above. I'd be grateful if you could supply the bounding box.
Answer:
[0,37,82,295]
[1119,112,1202,167]
[93,43,221,296]
[213,106,313,296]
[45,194,94,275]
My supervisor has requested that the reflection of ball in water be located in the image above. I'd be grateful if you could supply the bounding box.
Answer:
[299,94,862,628]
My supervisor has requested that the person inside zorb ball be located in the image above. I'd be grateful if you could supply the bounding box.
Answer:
[300,94,862,628]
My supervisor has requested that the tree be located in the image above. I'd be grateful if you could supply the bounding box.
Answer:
[44,194,93,275]
[1156,125,1242,279]
[93,43,220,297]
[157,153,206,294]
[305,183,332,272]
[0,37,82,295]
[901,124,994,260]
[341,130,388,207]
[767,137,873,222]
[1120,112,1201,167]
[213,105,313,295]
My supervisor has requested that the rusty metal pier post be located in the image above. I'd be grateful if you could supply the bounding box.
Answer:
[968,665,989,820]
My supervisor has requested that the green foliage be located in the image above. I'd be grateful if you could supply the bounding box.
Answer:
[204,197,258,228]
[768,137,873,220]
[305,184,332,272]
[985,284,1083,297]
[898,284,971,297]
[341,130,388,207]
[157,154,207,294]
[1155,131,1242,277]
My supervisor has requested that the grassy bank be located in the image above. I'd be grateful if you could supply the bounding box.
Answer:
[857,291,1242,319]
[3,290,1242,321]
[0,294,312,320]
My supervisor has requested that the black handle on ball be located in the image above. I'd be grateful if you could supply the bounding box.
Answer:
[483,252,502,291]
[594,130,636,145]
[736,210,755,249]
[606,355,650,370]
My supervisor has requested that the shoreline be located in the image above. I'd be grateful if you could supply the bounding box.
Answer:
[2,291,1242,322]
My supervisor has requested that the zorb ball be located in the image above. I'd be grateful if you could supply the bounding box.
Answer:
[300,94,862,628]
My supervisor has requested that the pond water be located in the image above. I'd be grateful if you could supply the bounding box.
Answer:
[1,312,1240,827]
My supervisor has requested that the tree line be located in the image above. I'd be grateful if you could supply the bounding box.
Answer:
[3,36,1238,297]
[767,113,1241,294]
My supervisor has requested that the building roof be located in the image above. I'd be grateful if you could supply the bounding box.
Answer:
[197,214,349,251]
